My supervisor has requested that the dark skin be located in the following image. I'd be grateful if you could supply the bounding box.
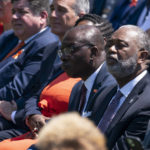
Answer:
[105,27,149,87]
[0,25,105,136]
[61,25,105,81]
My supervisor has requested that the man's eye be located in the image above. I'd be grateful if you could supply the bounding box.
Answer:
[50,5,54,12]
[57,7,67,13]
[19,10,28,14]
[116,43,128,49]
[105,42,113,49]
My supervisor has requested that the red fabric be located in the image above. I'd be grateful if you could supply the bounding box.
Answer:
[38,72,80,117]
[130,0,138,7]
[2,41,25,61]
[0,73,80,150]
[0,23,4,35]
[0,139,37,150]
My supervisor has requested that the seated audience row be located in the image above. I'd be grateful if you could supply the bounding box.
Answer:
[0,0,150,150]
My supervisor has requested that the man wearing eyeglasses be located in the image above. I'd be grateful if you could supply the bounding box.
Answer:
[60,25,116,117]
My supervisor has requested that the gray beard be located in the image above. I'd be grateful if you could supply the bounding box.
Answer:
[107,54,137,78]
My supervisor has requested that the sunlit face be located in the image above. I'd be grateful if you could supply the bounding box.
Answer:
[60,32,93,79]
[50,0,80,39]
[0,0,12,23]
[105,28,139,78]
[11,0,44,40]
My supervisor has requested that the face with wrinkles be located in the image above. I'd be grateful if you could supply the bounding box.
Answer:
[50,0,80,40]
[11,0,46,40]
[105,28,139,78]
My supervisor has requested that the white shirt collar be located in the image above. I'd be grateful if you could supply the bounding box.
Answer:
[84,63,103,93]
[119,70,147,98]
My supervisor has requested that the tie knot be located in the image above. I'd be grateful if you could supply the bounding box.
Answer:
[18,41,25,49]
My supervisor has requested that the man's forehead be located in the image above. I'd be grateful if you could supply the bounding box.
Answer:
[12,0,29,7]
[111,29,138,43]
[113,27,138,38]
[52,0,75,7]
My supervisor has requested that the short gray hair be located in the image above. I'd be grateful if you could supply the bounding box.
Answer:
[73,0,90,14]
[120,25,150,53]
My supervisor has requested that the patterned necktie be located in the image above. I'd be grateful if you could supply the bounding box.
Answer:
[2,41,25,61]
[98,90,123,133]
[79,83,87,114]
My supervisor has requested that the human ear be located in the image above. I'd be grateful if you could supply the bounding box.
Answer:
[40,11,48,24]
[138,49,149,64]
[90,46,99,57]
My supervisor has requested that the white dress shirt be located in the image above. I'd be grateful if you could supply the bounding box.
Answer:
[81,63,103,116]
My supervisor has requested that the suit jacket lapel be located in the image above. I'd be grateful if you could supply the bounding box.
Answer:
[70,81,83,111]
[106,73,148,135]
[86,63,108,111]
[90,85,117,125]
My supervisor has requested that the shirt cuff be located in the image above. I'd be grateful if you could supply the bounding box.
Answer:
[11,111,16,124]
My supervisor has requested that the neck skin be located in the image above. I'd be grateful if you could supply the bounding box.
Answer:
[82,68,96,81]
[59,34,64,42]
[81,57,105,81]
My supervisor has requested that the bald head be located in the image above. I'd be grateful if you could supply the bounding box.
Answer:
[63,25,105,51]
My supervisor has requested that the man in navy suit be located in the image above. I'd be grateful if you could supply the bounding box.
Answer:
[60,25,116,117]
[0,0,60,137]
[23,0,90,135]
[91,25,150,150]
[0,0,90,140]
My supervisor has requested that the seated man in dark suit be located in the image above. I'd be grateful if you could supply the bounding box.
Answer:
[91,25,150,150]
[0,0,59,135]
[60,25,116,117]
[0,0,90,140]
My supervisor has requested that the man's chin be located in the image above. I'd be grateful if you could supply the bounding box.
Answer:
[14,31,23,37]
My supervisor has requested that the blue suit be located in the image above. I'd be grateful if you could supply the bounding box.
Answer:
[0,27,59,103]
[0,30,18,61]
[68,63,116,115]
[109,0,147,29]
[91,72,150,150]
[0,48,62,140]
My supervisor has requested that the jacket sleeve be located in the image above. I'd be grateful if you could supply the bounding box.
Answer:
[0,41,58,101]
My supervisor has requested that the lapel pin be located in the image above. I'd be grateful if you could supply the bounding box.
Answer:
[93,89,98,93]
[12,49,24,59]
[129,98,134,103]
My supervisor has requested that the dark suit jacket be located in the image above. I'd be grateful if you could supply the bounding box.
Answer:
[0,30,18,61]
[0,32,61,136]
[68,63,116,114]
[143,120,150,149]
[109,0,147,29]
[91,72,150,150]
[15,54,63,127]
[0,27,59,104]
